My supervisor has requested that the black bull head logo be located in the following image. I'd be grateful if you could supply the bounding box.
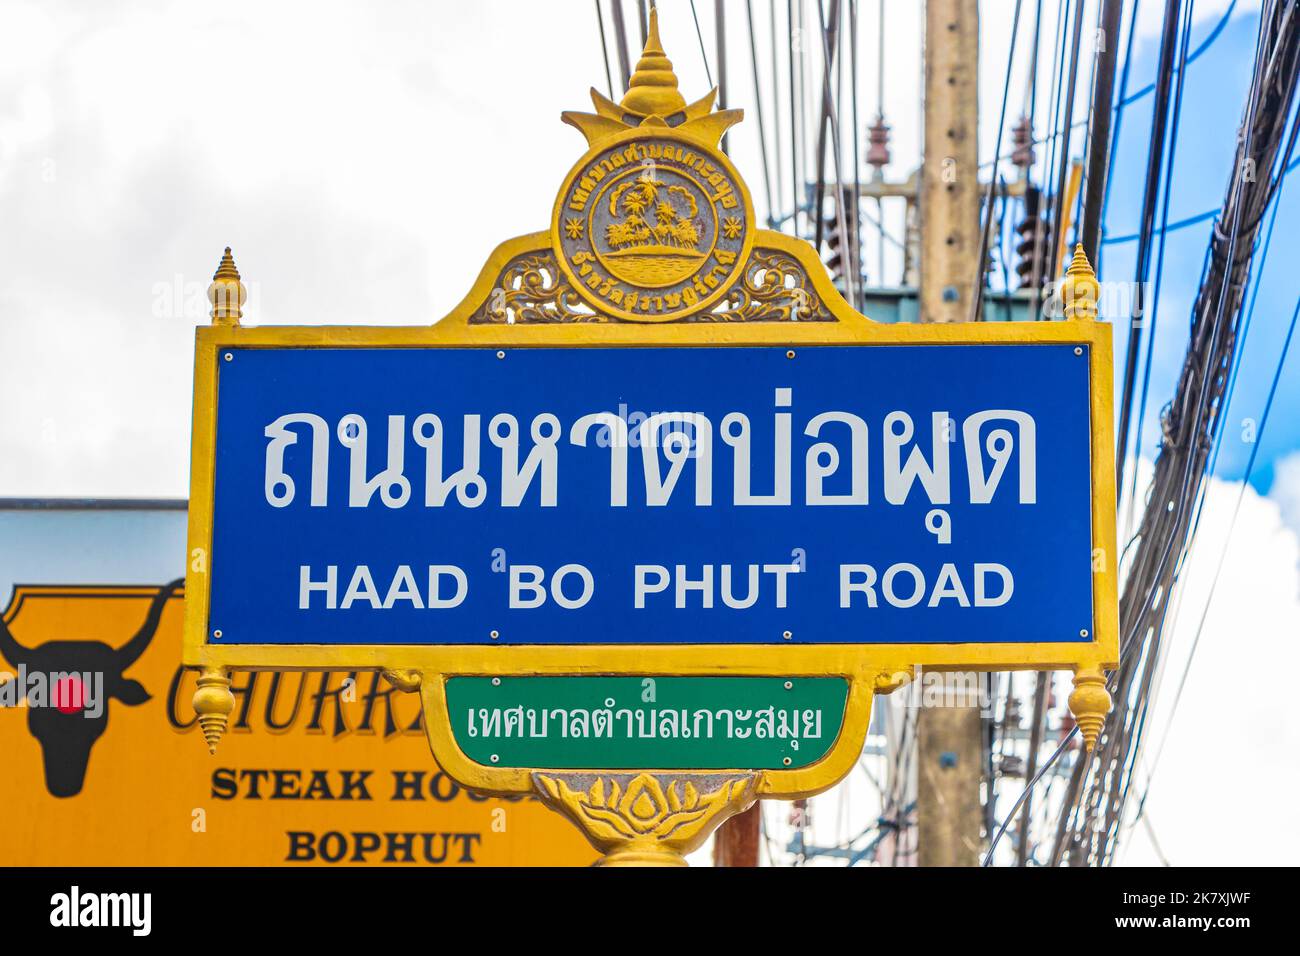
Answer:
[0,579,182,797]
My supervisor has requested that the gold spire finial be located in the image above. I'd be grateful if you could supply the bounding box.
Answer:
[561,3,741,149]
[1068,666,1112,753]
[208,246,246,325]
[1062,243,1100,321]
[620,6,687,118]
[193,666,235,754]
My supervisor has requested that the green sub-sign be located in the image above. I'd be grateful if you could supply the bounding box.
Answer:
[447,676,849,770]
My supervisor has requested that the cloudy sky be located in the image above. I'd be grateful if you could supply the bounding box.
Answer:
[1,0,1295,865]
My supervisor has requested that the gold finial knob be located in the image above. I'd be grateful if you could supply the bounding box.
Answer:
[193,666,235,754]
[207,246,246,325]
[621,6,687,118]
[1062,243,1100,321]
[1068,666,1112,753]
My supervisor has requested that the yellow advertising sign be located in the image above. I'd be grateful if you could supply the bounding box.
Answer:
[0,584,594,866]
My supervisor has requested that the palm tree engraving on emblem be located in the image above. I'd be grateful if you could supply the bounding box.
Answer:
[601,169,708,285]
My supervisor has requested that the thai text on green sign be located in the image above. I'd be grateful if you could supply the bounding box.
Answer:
[447,676,849,770]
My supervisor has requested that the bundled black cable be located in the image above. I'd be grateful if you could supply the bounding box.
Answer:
[1113,0,1185,491]
[1048,0,1300,867]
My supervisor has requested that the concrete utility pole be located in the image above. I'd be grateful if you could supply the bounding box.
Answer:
[920,0,981,324]
[915,0,985,867]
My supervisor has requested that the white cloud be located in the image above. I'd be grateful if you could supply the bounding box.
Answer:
[1269,451,1300,540]
[1120,470,1300,865]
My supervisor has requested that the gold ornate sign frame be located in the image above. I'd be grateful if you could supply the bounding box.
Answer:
[183,11,1118,865]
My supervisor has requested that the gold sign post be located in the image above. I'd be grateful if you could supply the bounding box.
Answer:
[184,10,1115,867]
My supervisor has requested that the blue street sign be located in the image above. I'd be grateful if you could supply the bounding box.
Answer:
[208,345,1094,646]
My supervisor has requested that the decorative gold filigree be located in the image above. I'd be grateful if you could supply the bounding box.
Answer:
[533,771,756,866]
[472,248,831,324]
[702,249,832,322]
[469,253,599,324]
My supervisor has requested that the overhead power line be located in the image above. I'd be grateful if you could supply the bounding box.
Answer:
[1050,0,1300,867]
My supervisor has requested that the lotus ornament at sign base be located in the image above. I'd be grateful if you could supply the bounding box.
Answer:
[533,771,757,867]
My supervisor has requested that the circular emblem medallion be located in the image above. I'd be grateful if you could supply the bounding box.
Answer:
[551,132,754,322]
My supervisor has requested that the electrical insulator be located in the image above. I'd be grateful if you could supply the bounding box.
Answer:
[824,213,846,280]
[867,114,891,170]
[1015,186,1050,290]
[822,187,860,288]
[1005,694,1024,730]
[999,754,1027,778]
[1011,115,1035,171]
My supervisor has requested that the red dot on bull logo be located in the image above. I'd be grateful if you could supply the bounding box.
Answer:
[54,675,85,714]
